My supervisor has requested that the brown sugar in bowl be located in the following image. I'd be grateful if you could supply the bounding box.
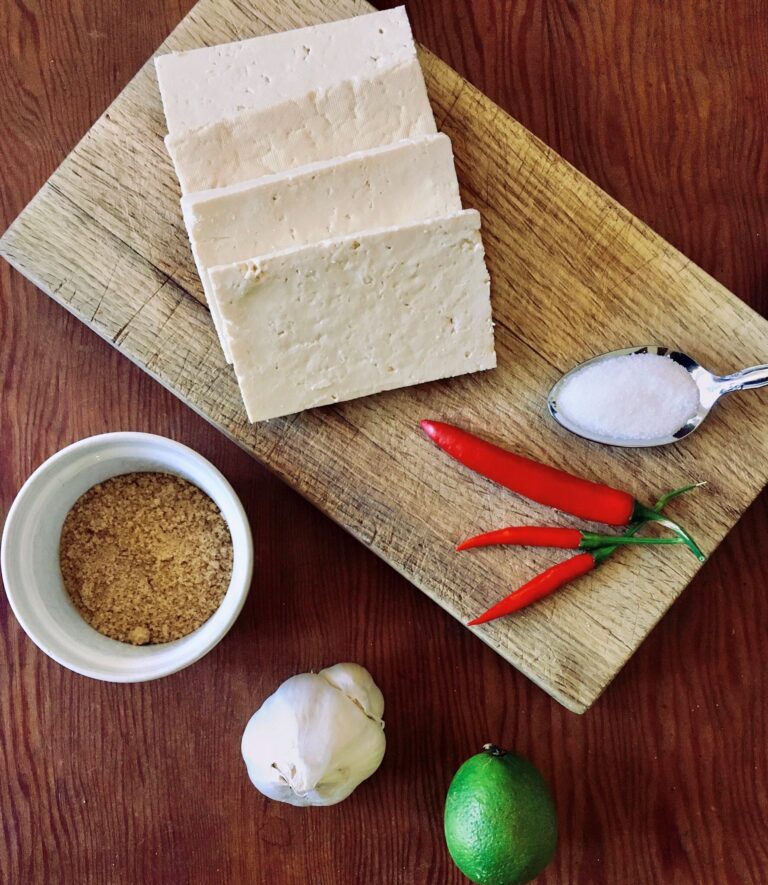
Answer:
[59,472,234,646]
[1,433,253,681]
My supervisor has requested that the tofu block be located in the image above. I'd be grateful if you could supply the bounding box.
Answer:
[184,134,461,364]
[165,60,436,193]
[207,210,496,422]
[183,132,459,275]
[155,8,416,136]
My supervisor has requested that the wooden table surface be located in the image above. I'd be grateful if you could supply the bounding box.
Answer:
[1,1,766,882]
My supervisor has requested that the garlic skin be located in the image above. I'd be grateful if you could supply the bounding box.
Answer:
[241,663,386,807]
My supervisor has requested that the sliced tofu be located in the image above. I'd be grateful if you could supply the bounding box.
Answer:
[184,134,461,363]
[183,132,460,277]
[165,60,436,193]
[155,8,415,136]
[207,210,496,422]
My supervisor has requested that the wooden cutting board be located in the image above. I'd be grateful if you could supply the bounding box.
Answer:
[2,0,767,713]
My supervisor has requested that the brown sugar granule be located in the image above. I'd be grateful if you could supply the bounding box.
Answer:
[59,472,233,645]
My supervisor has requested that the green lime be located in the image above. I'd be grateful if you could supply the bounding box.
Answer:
[444,744,557,885]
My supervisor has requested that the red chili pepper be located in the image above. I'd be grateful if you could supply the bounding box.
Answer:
[421,420,705,561]
[456,526,686,552]
[466,484,705,625]
[421,419,633,523]
[467,553,599,626]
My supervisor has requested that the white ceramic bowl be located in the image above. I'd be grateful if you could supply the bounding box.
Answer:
[1,433,253,682]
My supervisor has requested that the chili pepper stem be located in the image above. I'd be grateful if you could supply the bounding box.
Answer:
[590,483,703,565]
[578,532,685,550]
[652,482,707,512]
[631,503,706,562]
[591,544,617,565]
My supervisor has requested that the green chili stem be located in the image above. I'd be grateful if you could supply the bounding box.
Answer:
[594,484,705,565]
[632,505,706,562]
[652,482,707,512]
[579,533,685,550]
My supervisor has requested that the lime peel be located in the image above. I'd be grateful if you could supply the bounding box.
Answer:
[444,745,558,885]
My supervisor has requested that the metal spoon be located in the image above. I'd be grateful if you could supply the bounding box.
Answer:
[547,345,768,447]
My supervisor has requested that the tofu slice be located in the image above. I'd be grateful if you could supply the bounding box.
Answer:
[165,60,436,193]
[207,210,496,422]
[155,8,416,136]
[184,134,461,363]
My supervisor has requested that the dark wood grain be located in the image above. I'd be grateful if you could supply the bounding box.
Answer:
[1,1,767,883]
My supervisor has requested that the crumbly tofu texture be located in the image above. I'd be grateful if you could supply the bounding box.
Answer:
[165,60,436,193]
[208,210,496,422]
[184,134,461,364]
[155,7,415,135]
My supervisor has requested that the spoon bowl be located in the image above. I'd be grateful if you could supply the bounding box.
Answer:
[548,345,768,447]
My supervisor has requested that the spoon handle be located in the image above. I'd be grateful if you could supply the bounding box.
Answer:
[715,364,768,395]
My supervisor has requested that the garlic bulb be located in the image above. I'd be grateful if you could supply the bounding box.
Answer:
[241,663,386,807]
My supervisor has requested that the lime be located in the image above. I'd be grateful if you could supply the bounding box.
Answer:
[444,744,557,885]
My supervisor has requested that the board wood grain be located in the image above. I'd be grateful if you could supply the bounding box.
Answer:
[2,0,768,714]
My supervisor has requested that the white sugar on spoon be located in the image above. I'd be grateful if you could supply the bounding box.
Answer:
[555,353,698,441]
[548,345,768,447]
